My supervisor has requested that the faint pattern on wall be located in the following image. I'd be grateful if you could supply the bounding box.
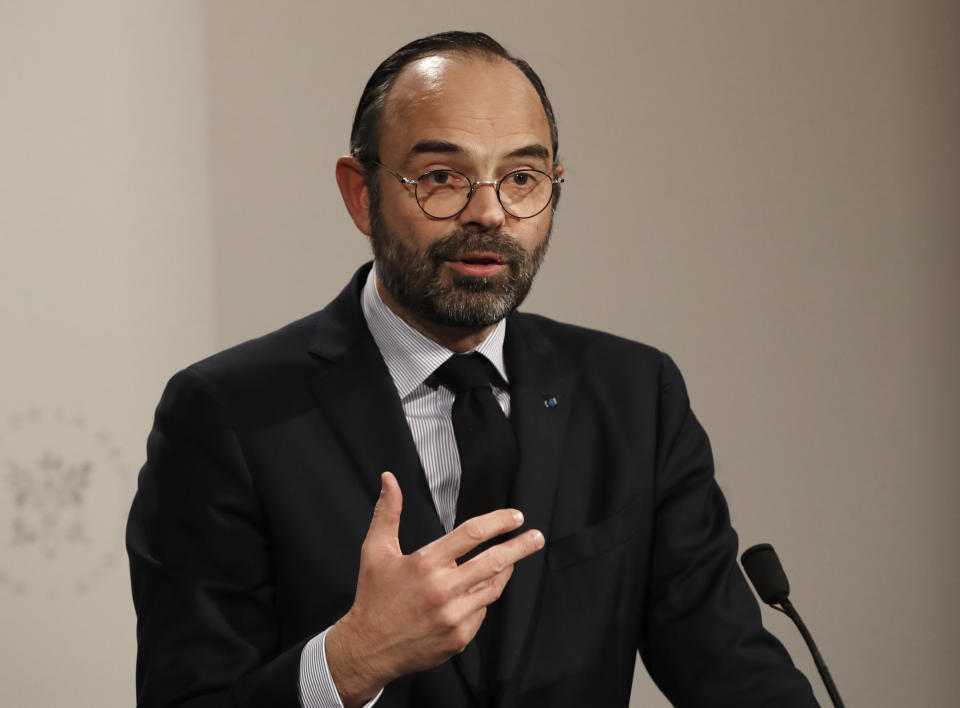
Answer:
[0,408,130,598]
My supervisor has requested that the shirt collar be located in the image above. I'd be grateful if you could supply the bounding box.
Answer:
[361,265,509,399]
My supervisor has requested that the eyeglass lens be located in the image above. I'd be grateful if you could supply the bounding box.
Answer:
[416,170,554,219]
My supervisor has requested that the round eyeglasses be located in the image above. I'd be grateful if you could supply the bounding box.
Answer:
[373,161,564,219]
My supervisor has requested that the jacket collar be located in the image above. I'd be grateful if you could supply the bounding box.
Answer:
[306,263,444,549]
[491,313,576,693]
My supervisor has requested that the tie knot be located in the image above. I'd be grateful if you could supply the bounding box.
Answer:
[433,353,499,394]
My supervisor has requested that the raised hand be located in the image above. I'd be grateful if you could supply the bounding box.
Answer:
[325,471,545,707]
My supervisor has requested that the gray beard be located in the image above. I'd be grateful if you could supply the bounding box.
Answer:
[369,208,551,329]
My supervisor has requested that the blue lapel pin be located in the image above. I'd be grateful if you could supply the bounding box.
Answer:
[543,396,558,408]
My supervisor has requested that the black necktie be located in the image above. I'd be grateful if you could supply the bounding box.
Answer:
[433,353,518,527]
[434,353,517,697]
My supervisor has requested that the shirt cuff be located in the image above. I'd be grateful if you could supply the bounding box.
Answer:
[299,627,384,708]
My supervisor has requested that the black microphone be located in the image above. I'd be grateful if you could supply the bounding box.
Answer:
[741,543,845,708]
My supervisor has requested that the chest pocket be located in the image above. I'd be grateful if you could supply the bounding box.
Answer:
[545,493,647,570]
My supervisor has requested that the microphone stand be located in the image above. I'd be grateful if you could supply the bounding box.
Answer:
[771,597,845,708]
[741,543,846,708]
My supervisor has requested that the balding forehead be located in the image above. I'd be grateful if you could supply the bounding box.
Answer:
[398,54,454,90]
[394,50,516,88]
[384,52,542,127]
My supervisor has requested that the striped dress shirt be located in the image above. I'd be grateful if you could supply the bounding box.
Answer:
[299,266,511,707]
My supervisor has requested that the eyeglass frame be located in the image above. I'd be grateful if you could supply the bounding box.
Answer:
[371,160,564,220]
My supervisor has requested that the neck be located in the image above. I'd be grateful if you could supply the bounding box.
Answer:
[375,277,497,353]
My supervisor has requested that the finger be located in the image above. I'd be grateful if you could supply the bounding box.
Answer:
[453,606,487,653]
[364,472,403,552]
[424,509,527,563]
[453,528,544,592]
[466,563,514,598]
[451,566,515,621]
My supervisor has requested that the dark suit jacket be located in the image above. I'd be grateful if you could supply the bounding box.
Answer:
[127,263,817,707]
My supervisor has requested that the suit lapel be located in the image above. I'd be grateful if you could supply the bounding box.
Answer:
[494,316,576,689]
[305,268,443,555]
[304,267,486,703]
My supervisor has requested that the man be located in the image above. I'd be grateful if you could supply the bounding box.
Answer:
[127,32,818,707]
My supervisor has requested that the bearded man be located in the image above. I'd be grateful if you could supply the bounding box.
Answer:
[127,31,818,708]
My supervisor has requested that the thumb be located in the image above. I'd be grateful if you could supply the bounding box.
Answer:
[365,471,403,552]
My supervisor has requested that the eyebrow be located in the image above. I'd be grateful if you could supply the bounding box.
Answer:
[504,144,551,161]
[405,140,552,164]
[409,140,463,157]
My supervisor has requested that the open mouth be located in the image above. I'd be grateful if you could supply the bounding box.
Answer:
[445,252,508,277]
[451,252,506,266]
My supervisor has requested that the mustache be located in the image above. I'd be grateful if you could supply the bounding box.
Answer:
[427,230,525,264]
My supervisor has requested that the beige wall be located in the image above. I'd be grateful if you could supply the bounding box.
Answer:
[0,1,214,705]
[2,1,957,706]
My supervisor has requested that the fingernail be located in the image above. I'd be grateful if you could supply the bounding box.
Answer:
[532,530,545,548]
[512,510,524,524]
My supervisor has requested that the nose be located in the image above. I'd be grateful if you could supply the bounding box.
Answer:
[456,181,506,230]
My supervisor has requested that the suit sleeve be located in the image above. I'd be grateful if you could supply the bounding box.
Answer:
[638,353,818,707]
[126,367,306,707]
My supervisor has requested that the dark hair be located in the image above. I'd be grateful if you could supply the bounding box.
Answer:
[349,31,559,170]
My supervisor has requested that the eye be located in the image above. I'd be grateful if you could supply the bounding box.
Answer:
[423,170,458,186]
[505,170,543,190]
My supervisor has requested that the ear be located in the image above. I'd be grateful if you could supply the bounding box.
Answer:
[335,156,373,236]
